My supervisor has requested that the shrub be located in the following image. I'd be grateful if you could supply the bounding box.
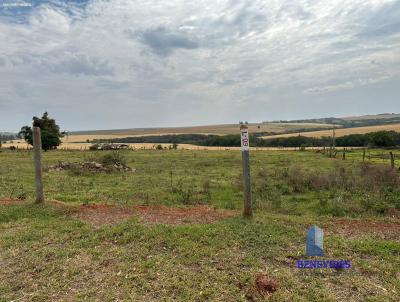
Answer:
[359,163,399,188]
[173,178,195,205]
[286,166,308,193]
[201,179,211,201]
[92,151,127,167]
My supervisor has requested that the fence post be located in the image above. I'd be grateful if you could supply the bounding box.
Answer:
[390,152,395,169]
[240,124,252,217]
[33,127,44,203]
[362,149,366,162]
[342,148,346,160]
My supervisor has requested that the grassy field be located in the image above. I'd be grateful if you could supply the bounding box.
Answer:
[262,124,400,139]
[0,149,399,301]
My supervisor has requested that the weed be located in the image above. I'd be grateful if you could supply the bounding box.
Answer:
[174,178,195,205]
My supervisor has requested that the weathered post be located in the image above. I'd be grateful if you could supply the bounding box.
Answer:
[332,128,336,148]
[390,152,395,169]
[342,148,346,160]
[240,124,252,217]
[362,149,366,162]
[33,127,44,203]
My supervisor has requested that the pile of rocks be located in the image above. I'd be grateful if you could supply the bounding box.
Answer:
[46,161,134,173]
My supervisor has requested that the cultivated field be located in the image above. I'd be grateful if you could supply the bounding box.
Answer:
[0,149,399,301]
[69,122,336,139]
[342,113,400,121]
[262,123,400,139]
[1,122,336,150]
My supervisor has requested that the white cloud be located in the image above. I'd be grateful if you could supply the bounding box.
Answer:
[0,0,399,130]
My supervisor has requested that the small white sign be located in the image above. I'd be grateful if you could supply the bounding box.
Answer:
[240,128,250,151]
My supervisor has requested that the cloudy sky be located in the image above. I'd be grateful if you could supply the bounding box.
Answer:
[1,0,399,131]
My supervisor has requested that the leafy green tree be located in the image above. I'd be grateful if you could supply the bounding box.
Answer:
[366,131,398,147]
[19,112,64,151]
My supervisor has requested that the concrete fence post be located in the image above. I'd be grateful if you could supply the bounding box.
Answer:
[390,152,395,169]
[33,127,44,203]
[240,124,252,217]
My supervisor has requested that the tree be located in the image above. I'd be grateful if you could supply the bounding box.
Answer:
[19,112,64,151]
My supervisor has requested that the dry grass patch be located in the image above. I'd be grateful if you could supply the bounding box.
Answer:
[324,218,400,240]
[72,204,237,227]
[0,199,27,205]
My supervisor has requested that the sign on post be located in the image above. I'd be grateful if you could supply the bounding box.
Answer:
[240,124,252,217]
[241,127,250,151]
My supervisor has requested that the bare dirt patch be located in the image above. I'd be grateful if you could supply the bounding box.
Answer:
[72,204,237,227]
[255,273,279,294]
[0,199,27,205]
[326,218,400,240]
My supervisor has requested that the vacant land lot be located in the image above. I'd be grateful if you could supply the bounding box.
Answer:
[0,149,399,301]
[262,123,400,139]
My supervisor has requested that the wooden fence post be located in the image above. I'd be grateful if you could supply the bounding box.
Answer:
[390,152,395,169]
[240,124,252,217]
[342,148,346,160]
[362,149,366,162]
[33,127,44,203]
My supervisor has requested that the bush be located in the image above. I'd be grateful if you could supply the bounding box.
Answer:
[87,151,128,167]
[359,163,399,188]
[173,178,195,204]
[287,166,308,193]
[101,152,127,166]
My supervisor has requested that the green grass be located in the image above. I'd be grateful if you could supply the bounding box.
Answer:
[337,148,400,165]
[0,149,399,301]
[1,148,398,215]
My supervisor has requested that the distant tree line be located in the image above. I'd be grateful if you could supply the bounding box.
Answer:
[93,130,400,148]
[262,131,400,148]
[0,133,16,142]
[93,134,210,145]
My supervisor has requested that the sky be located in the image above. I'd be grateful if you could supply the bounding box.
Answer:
[0,0,399,132]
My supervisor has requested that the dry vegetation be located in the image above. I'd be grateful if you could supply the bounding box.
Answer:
[262,123,400,139]
[342,113,400,121]
[68,122,335,139]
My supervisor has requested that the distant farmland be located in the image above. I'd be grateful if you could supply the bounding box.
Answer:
[262,123,400,139]
[67,122,336,142]
[1,122,333,148]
